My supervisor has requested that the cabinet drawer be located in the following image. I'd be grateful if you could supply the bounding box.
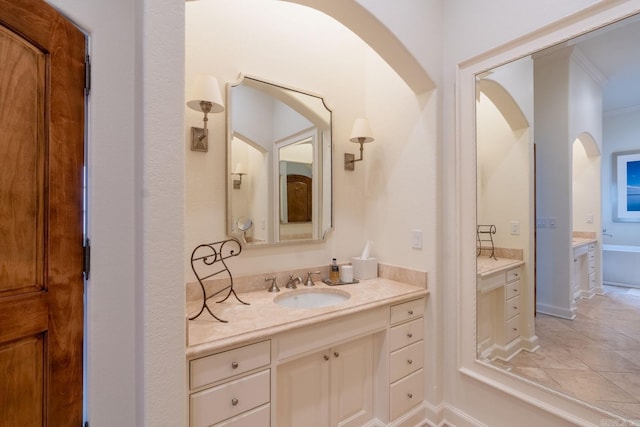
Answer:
[506,315,520,343]
[505,281,520,299]
[389,368,424,421]
[478,272,505,294]
[390,341,424,383]
[190,340,270,389]
[389,318,424,352]
[213,404,270,427]
[390,298,424,325]
[505,295,520,320]
[190,369,270,427]
[506,267,521,283]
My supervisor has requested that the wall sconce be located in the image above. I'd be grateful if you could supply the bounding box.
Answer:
[186,75,225,152]
[231,163,246,189]
[344,118,375,171]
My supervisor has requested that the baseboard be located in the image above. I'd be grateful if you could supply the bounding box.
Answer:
[536,302,575,319]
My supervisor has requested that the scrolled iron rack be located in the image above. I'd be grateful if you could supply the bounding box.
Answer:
[476,224,497,260]
[189,238,249,322]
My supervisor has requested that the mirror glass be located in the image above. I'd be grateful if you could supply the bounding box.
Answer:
[476,12,640,419]
[227,76,332,245]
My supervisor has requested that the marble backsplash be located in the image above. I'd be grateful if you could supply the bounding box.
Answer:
[186,262,428,302]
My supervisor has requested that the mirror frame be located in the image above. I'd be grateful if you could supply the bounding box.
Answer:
[225,74,333,247]
[454,3,640,422]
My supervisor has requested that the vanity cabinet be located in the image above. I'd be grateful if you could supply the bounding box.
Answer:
[477,264,523,360]
[276,335,373,427]
[388,298,425,421]
[189,340,271,427]
[573,242,596,302]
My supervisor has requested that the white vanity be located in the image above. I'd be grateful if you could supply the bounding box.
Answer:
[572,238,597,303]
[186,279,427,427]
[477,257,530,360]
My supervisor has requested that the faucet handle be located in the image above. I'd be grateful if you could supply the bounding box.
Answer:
[265,276,280,293]
[305,271,321,287]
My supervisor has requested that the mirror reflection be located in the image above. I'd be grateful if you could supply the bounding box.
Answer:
[227,76,332,245]
[477,13,640,420]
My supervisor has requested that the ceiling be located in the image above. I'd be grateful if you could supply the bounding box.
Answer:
[573,12,640,112]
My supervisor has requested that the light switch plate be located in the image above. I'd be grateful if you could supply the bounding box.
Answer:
[411,229,423,249]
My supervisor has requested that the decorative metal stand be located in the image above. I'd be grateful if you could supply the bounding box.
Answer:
[190,238,249,322]
[477,224,497,260]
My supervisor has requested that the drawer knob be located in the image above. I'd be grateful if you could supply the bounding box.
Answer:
[231,398,239,406]
[231,361,239,369]
[407,332,413,338]
[513,306,518,310]
[324,355,330,361]
[408,309,414,315]
[407,393,413,399]
[407,359,413,365]
[334,351,340,358]
[513,328,518,332]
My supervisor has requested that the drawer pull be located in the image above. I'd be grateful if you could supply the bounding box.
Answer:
[407,393,413,399]
[231,398,239,406]
[407,332,413,338]
[513,306,518,310]
[407,359,413,365]
[513,328,518,332]
[324,355,330,361]
[408,309,414,315]
[231,361,239,369]
[334,352,340,358]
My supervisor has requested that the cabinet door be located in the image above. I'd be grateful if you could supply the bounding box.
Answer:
[276,350,330,427]
[330,336,373,427]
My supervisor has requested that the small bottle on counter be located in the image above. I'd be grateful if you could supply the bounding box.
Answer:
[330,258,340,282]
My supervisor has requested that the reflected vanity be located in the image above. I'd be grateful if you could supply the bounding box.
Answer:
[226,75,332,246]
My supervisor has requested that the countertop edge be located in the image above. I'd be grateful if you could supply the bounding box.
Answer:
[186,288,428,359]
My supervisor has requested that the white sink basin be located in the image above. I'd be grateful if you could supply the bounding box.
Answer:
[274,288,350,309]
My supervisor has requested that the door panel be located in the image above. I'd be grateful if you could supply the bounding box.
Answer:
[0,25,46,297]
[0,0,86,425]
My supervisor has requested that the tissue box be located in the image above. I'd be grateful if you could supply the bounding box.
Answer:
[351,257,378,280]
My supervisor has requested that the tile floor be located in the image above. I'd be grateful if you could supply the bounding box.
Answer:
[492,285,640,420]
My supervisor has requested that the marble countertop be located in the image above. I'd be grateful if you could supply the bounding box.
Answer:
[187,278,428,359]
[572,237,597,249]
[476,256,524,278]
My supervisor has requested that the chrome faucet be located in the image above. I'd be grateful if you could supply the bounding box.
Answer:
[286,275,302,289]
[602,228,613,238]
[265,276,280,293]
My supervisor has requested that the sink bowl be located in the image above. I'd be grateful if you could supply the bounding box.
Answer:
[274,288,350,309]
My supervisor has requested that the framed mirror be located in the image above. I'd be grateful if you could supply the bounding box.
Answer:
[474,11,640,420]
[226,75,332,246]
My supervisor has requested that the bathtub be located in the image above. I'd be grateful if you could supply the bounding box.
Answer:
[603,244,640,288]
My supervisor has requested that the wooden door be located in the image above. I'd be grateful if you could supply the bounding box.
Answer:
[0,0,86,425]
[286,174,312,222]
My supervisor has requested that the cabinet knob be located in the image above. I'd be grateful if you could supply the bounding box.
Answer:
[513,306,518,310]
[324,355,330,361]
[334,352,340,358]
[407,359,413,365]
[408,309,414,315]
[513,327,518,332]
[231,361,238,369]
[407,332,413,338]
[231,398,239,406]
[407,393,413,399]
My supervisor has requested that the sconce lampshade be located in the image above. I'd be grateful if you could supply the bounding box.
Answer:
[349,118,374,143]
[186,74,225,113]
[233,163,246,175]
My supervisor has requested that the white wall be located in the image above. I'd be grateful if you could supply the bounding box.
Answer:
[603,108,640,245]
